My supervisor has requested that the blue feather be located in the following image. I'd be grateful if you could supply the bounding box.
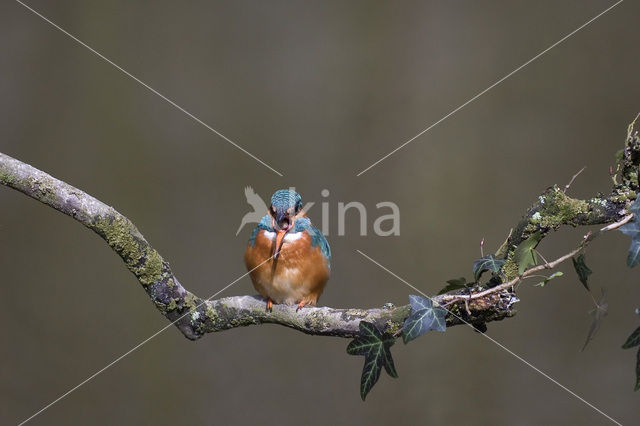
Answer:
[248,215,273,246]
[248,191,330,264]
[271,189,302,212]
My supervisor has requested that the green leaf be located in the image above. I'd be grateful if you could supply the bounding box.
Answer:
[629,197,640,216]
[619,220,640,239]
[408,294,433,312]
[437,277,469,295]
[402,295,447,344]
[572,254,592,291]
[581,290,607,352]
[513,232,542,275]
[535,271,563,287]
[347,321,398,400]
[472,254,506,281]
[622,326,640,349]
[635,348,640,391]
[619,198,640,267]
[619,220,640,267]
[627,239,640,268]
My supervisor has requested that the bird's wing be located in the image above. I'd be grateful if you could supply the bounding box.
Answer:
[312,228,331,263]
[298,218,331,263]
[245,186,268,213]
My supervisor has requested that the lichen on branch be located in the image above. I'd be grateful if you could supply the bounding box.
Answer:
[0,116,638,340]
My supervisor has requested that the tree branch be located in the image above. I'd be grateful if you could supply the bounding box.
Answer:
[442,214,633,306]
[1,116,638,340]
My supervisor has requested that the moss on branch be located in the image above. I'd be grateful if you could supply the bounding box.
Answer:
[0,151,517,340]
[0,115,638,340]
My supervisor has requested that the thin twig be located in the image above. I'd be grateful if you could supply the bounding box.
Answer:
[442,214,633,305]
[564,166,586,193]
[0,119,637,339]
[535,249,550,266]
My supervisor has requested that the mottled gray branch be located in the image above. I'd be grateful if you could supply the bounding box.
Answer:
[491,118,640,285]
[0,117,637,340]
[0,151,516,339]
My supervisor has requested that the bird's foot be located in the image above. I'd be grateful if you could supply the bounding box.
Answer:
[296,301,307,312]
[266,298,274,312]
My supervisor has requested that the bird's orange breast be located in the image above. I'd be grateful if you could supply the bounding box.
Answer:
[244,230,330,305]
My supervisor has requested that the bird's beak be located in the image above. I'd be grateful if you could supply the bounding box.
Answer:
[273,210,293,259]
[275,229,286,259]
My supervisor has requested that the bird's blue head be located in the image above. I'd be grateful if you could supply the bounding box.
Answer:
[269,189,303,258]
[269,189,303,232]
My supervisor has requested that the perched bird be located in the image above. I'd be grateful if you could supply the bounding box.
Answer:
[235,186,269,236]
[244,189,331,311]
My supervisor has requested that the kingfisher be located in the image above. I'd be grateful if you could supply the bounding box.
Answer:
[244,189,331,311]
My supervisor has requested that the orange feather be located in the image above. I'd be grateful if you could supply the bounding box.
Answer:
[244,230,330,306]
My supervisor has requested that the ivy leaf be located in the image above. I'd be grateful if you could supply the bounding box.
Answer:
[619,218,640,239]
[629,197,640,215]
[346,321,398,400]
[581,290,607,352]
[437,277,469,295]
[572,254,592,291]
[621,311,640,392]
[622,326,640,349]
[535,271,563,287]
[402,295,447,344]
[472,255,506,281]
[619,220,640,267]
[623,323,640,391]
[619,198,640,267]
[634,349,640,391]
[628,240,640,268]
[513,232,542,275]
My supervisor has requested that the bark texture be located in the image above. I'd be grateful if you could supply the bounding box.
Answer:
[0,118,638,340]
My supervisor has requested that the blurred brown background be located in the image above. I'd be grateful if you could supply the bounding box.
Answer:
[1,1,639,425]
